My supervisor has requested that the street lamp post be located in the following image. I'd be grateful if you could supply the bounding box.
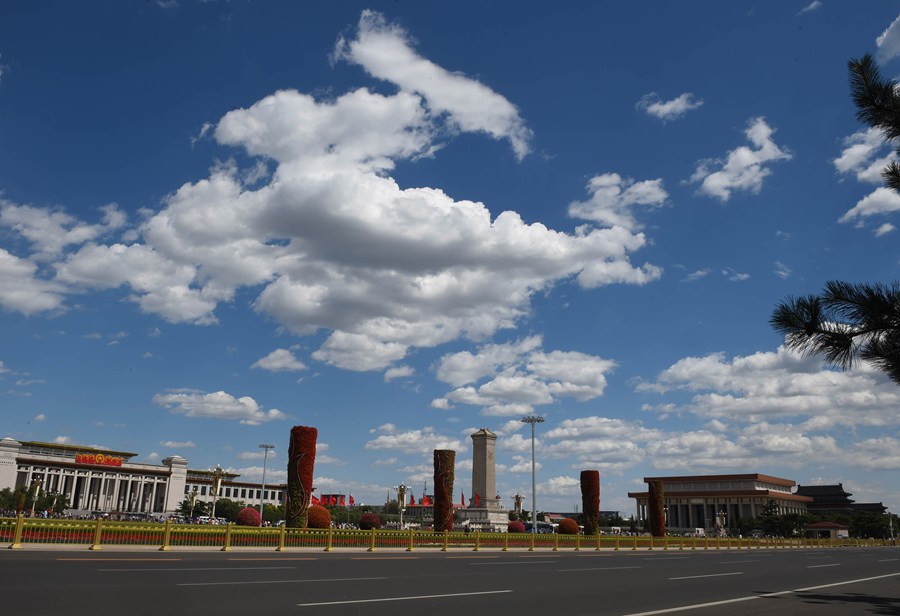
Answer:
[188,487,198,521]
[521,415,545,533]
[397,484,407,529]
[210,466,225,523]
[258,443,275,523]
[30,477,42,517]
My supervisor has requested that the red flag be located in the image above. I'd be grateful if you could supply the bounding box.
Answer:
[349,495,355,506]
[339,495,345,506]
[423,496,430,506]
[461,491,465,508]
[475,493,480,507]
[409,494,414,506]
[312,495,319,506]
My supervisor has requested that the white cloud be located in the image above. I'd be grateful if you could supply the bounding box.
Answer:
[237,449,277,460]
[875,222,895,236]
[568,173,668,231]
[433,336,616,415]
[722,267,750,281]
[364,426,467,455]
[0,12,662,375]
[152,390,289,425]
[333,10,532,159]
[638,346,900,429]
[773,261,791,279]
[384,365,414,381]
[833,128,894,183]
[0,248,67,314]
[690,117,792,201]
[876,13,900,64]
[251,348,307,372]
[681,269,710,283]
[160,440,195,448]
[33,413,46,422]
[636,92,703,121]
[839,187,900,223]
[54,436,72,444]
[797,1,822,16]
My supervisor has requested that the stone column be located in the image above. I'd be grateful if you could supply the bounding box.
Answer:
[470,428,498,509]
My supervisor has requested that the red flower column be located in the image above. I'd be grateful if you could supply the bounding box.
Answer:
[647,479,666,537]
[286,425,317,528]
[580,470,600,535]
[433,449,455,533]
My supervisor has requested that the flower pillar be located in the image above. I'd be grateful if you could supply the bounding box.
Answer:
[648,479,666,537]
[286,425,317,528]
[580,470,600,535]
[433,449,455,533]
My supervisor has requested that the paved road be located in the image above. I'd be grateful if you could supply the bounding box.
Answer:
[3,547,899,615]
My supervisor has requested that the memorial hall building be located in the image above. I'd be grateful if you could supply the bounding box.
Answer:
[628,473,813,532]
[0,437,285,517]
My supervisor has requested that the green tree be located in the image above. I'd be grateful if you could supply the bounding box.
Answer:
[848,53,900,193]
[771,281,900,386]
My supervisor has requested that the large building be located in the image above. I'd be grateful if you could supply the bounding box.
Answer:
[628,473,813,533]
[1,437,284,517]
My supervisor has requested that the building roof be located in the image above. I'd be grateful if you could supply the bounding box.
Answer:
[643,473,796,487]
[19,439,138,460]
[627,489,813,503]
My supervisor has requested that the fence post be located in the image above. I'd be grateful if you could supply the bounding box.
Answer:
[552,532,558,552]
[8,514,25,550]
[221,522,233,552]
[276,524,286,552]
[324,526,333,552]
[367,527,376,552]
[632,535,637,551]
[648,536,653,551]
[502,531,508,552]
[529,531,535,552]
[89,517,104,551]
[473,530,481,552]
[406,526,414,552]
[679,536,684,551]
[442,530,449,552]
[575,532,580,552]
[160,518,172,552]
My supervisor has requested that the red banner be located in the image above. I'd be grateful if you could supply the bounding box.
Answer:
[75,453,123,467]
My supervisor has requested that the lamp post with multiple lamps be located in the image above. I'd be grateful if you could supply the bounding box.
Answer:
[521,415,544,533]
[188,487,198,521]
[209,466,225,523]
[258,443,275,523]
[396,484,407,529]
[29,477,42,517]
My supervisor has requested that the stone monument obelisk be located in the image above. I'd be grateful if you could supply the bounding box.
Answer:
[459,428,508,531]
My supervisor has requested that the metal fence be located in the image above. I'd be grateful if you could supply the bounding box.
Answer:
[1,515,893,552]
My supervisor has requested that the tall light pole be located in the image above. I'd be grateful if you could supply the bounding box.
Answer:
[521,415,544,533]
[258,443,275,523]
[210,466,225,523]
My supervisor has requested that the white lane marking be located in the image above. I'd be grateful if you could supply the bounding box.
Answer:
[298,589,513,606]
[669,572,743,580]
[643,557,689,560]
[470,561,554,566]
[878,558,899,562]
[621,572,900,616]
[101,566,295,572]
[559,566,641,572]
[719,560,760,564]
[179,576,386,587]
[807,563,840,569]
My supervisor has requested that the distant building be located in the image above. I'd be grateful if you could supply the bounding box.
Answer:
[1,437,284,517]
[628,473,812,533]
[794,484,887,515]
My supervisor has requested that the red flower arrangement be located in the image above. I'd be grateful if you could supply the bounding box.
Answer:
[286,425,317,528]
[580,470,600,535]
[433,449,455,532]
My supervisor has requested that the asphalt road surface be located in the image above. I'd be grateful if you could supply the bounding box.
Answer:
[3,547,899,616]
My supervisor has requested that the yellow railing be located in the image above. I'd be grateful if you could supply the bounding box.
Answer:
[1,516,893,551]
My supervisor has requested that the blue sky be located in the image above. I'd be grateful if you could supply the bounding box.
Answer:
[3,1,900,516]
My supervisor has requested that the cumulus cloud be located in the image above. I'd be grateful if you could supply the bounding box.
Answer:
[876,13,900,64]
[797,1,822,16]
[568,173,668,231]
[0,12,662,376]
[152,390,289,425]
[160,440,195,448]
[638,346,900,429]
[251,348,307,372]
[333,10,532,159]
[431,336,616,415]
[636,92,703,121]
[839,187,900,223]
[364,425,467,455]
[690,117,792,201]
